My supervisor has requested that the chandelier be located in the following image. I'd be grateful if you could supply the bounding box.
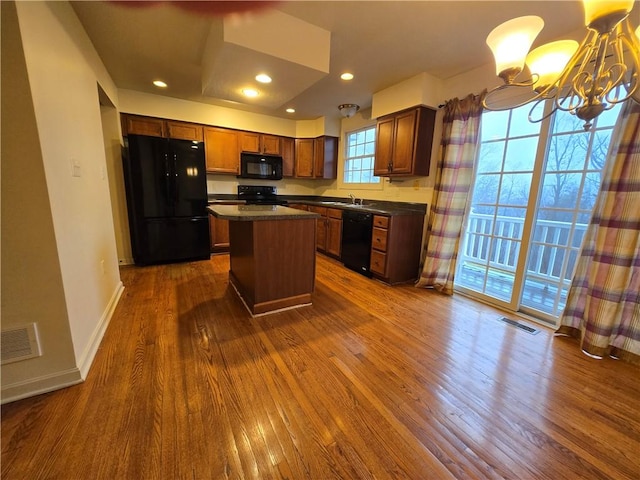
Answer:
[483,0,640,130]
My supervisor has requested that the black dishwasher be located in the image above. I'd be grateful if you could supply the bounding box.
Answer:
[341,210,374,277]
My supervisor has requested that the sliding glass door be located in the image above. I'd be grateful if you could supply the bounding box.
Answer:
[455,102,622,325]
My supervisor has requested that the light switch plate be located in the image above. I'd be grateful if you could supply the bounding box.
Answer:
[70,158,81,178]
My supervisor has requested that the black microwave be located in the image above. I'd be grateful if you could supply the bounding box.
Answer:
[239,152,283,180]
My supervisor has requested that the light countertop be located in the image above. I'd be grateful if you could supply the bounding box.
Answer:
[208,204,321,221]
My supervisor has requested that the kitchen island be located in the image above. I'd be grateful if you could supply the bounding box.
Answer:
[207,204,320,315]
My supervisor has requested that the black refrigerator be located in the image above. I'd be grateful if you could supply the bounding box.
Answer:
[123,134,210,265]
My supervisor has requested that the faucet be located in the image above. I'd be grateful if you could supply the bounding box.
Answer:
[349,193,356,204]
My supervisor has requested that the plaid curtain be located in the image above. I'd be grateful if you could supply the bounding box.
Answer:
[556,100,640,365]
[416,92,485,295]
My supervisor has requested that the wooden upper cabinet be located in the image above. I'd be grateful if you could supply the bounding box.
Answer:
[261,135,281,154]
[373,117,395,176]
[295,136,338,179]
[166,121,203,141]
[295,138,315,178]
[315,136,338,179]
[122,115,166,137]
[204,127,240,175]
[374,106,436,177]
[239,132,261,153]
[281,137,295,177]
[239,132,282,155]
[122,114,203,141]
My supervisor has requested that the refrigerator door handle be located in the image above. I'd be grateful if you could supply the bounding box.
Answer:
[173,153,179,205]
[164,152,172,206]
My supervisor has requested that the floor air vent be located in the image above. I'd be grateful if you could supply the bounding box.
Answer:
[1,323,42,364]
[498,317,539,335]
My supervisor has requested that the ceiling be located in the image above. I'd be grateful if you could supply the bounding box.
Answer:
[70,1,608,120]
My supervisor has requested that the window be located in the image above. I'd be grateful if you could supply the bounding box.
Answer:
[456,102,622,324]
[344,126,379,184]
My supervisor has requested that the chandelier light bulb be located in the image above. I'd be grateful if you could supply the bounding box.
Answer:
[526,40,579,91]
[486,16,544,82]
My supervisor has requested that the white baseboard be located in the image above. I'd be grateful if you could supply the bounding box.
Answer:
[77,281,124,379]
[0,282,125,405]
[0,368,83,404]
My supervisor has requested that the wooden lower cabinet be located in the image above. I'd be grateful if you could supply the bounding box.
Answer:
[370,214,424,284]
[326,209,342,257]
[308,206,327,251]
[308,206,342,258]
[209,214,230,252]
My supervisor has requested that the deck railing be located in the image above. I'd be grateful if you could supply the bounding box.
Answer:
[459,212,588,284]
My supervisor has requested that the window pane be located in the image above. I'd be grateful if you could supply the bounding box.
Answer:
[504,137,538,172]
[481,110,510,141]
[477,141,505,173]
[509,103,543,137]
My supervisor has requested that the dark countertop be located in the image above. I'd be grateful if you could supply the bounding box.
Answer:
[207,194,427,216]
[208,204,321,221]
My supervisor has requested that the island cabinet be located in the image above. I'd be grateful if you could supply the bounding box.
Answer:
[374,106,436,177]
[294,136,338,179]
[208,204,320,315]
[121,114,204,141]
[239,132,282,155]
[204,127,240,174]
[370,213,425,284]
[209,215,230,252]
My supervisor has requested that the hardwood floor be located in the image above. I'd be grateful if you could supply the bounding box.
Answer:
[2,254,639,479]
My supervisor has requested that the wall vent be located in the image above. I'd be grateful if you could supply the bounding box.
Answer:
[1,323,42,364]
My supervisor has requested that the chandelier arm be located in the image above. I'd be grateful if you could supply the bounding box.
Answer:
[482,83,551,111]
[527,98,556,124]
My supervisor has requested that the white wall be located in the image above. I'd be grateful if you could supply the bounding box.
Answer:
[1,0,79,401]
[2,1,124,402]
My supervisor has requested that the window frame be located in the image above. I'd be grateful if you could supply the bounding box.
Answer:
[342,125,380,186]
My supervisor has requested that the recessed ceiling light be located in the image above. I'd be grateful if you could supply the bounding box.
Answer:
[242,88,259,98]
[255,74,272,83]
[153,80,168,88]
[286,108,295,113]
[340,72,354,81]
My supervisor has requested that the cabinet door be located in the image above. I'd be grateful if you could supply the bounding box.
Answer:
[313,138,325,178]
[261,135,281,154]
[209,215,230,250]
[309,206,327,250]
[390,109,417,174]
[374,117,395,176]
[166,121,203,141]
[313,136,338,179]
[295,139,314,177]
[204,127,240,174]
[326,213,342,258]
[239,132,261,153]
[281,137,295,177]
[123,115,165,137]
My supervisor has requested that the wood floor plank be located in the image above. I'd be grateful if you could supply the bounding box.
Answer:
[2,253,639,479]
